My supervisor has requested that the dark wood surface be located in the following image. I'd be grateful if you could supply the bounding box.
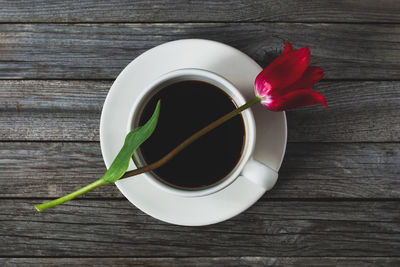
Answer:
[1,80,399,142]
[0,1,399,266]
[2,257,400,267]
[0,0,399,23]
[2,142,399,198]
[0,24,398,80]
[2,200,399,257]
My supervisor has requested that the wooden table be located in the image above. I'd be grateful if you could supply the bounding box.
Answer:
[1,1,399,266]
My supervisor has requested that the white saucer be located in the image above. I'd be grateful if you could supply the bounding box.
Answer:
[100,39,287,226]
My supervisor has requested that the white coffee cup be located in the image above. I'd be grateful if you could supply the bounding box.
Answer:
[127,68,278,198]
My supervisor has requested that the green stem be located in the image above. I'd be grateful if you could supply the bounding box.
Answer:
[34,179,107,211]
[121,96,262,179]
[34,96,261,211]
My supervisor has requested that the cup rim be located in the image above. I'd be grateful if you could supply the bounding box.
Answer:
[127,68,256,197]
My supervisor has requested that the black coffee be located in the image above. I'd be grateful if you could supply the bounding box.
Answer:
[138,80,245,190]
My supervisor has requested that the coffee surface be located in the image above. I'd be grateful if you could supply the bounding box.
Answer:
[138,80,245,190]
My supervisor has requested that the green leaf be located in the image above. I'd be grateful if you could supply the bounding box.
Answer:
[101,100,160,183]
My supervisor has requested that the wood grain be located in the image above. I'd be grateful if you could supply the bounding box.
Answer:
[0,0,399,23]
[287,81,400,142]
[1,80,399,142]
[1,257,400,266]
[0,80,109,141]
[0,23,399,80]
[0,200,398,257]
[1,142,399,199]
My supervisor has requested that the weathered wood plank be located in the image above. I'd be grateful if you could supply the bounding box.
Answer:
[1,80,399,142]
[0,0,399,23]
[287,81,400,142]
[1,257,400,266]
[0,23,399,80]
[0,200,399,256]
[274,142,400,198]
[1,142,399,198]
[0,80,109,141]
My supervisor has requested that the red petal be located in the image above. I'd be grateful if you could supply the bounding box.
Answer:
[274,66,324,97]
[267,89,327,111]
[282,42,293,54]
[255,47,311,96]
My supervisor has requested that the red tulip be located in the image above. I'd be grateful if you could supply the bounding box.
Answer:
[255,42,327,111]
